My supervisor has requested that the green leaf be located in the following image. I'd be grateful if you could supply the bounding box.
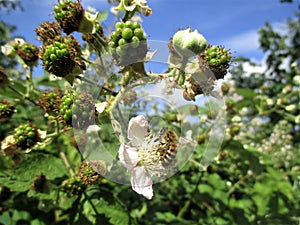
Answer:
[13,152,68,181]
[0,212,12,225]
[235,88,257,99]
[0,81,26,98]
[87,198,130,225]
[31,219,46,225]
[0,176,31,192]
[198,184,213,194]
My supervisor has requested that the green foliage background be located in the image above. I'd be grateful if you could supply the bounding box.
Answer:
[0,1,299,224]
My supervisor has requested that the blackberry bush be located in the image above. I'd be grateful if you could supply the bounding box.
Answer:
[82,22,106,51]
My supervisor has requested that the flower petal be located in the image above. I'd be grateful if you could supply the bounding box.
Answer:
[127,115,148,146]
[131,167,153,199]
[118,143,140,171]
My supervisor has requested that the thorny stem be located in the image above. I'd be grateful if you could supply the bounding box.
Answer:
[8,84,38,106]
[75,75,118,96]
[26,66,34,96]
[60,151,74,176]
[107,85,126,112]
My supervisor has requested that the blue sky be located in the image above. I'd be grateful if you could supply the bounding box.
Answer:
[1,0,299,64]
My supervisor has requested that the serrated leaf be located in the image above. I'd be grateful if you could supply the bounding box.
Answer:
[90,198,130,225]
[13,152,68,181]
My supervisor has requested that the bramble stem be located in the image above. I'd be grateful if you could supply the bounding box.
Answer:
[60,151,74,176]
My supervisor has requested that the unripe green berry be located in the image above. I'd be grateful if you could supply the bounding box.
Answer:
[132,21,141,29]
[131,36,140,48]
[115,21,124,29]
[118,38,128,46]
[122,28,133,40]
[108,41,116,49]
[134,28,144,40]
[110,31,118,43]
[124,21,133,29]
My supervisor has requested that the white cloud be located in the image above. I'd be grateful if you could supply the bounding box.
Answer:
[218,20,292,56]
[221,30,260,54]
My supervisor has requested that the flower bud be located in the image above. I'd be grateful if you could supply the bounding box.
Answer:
[229,125,240,136]
[172,28,207,57]
[293,75,300,86]
[295,115,300,124]
[285,104,296,112]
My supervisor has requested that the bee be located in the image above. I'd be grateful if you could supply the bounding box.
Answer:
[156,127,178,167]
[140,127,179,178]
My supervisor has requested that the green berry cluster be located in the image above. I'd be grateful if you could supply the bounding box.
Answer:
[35,22,62,44]
[42,41,75,77]
[59,92,95,128]
[60,92,74,124]
[79,162,100,185]
[43,41,69,61]
[72,92,95,129]
[17,43,39,66]
[0,100,15,122]
[203,46,231,66]
[109,20,147,65]
[54,0,84,34]
[62,176,86,196]
[13,123,39,149]
[38,90,63,115]
[200,45,232,79]
[40,36,85,77]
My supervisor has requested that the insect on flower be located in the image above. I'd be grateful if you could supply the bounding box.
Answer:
[118,115,180,199]
[138,126,179,178]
